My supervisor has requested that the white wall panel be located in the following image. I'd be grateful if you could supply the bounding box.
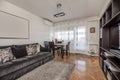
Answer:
[0,10,29,38]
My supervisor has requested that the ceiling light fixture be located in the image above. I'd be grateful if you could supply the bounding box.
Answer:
[54,3,65,18]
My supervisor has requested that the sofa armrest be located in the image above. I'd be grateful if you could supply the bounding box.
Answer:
[40,45,50,52]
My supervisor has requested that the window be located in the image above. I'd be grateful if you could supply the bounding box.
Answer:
[53,26,87,51]
[75,27,87,51]
[69,31,74,40]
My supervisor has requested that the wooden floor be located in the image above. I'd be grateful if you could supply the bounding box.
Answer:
[54,54,105,80]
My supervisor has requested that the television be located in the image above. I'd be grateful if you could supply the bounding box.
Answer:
[110,23,120,57]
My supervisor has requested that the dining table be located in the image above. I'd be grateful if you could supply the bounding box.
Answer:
[54,43,66,58]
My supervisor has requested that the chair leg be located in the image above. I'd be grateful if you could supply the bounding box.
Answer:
[57,49,61,56]
[52,49,55,58]
[61,51,63,58]
[61,47,64,58]
[69,50,70,55]
[66,50,68,56]
[57,50,59,56]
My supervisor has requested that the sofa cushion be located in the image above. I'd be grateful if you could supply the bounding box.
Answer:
[12,57,28,63]
[25,54,42,63]
[12,45,28,59]
[0,47,15,63]
[26,54,38,59]
[0,62,13,77]
[38,52,50,56]
[10,56,41,73]
[0,57,29,77]
[26,44,38,55]
[0,62,13,69]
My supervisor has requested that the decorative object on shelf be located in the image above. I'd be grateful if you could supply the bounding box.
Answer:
[54,3,65,18]
[90,27,95,33]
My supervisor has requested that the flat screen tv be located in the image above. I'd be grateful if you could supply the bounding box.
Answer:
[110,23,120,50]
[110,23,120,58]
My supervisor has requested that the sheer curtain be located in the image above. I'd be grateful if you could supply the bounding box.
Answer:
[53,24,88,53]
[74,26,87,51]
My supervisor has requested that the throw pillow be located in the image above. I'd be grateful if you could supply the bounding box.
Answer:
[26,44,37,55]
[0,47,15,63]
[37,44,40,53]
[12,46,28,59]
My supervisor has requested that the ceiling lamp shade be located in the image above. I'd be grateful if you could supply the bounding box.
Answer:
[54,12,65,17]
[54,3,65,18]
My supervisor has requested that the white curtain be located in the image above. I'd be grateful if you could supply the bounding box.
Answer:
[53,22,88,52]
[74,26,87,51]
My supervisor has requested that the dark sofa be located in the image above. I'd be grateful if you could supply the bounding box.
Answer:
[0,43,53,80]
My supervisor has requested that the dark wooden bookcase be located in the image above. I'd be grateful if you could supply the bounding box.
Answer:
[99,0,120,80]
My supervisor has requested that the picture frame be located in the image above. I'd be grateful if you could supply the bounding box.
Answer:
[90,27,95,33]
[0,10,30,39]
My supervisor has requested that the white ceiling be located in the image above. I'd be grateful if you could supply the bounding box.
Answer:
[6,0,109,22]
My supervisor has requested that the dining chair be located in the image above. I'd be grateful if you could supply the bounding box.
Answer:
[44,41,49,48]
[64,42,70,56]
[49,42,59,57]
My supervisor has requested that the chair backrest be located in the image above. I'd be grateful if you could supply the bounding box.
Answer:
[44,41,49,48]
[66,42,70,50]
[57,41,63,44]
[49,42,54,49]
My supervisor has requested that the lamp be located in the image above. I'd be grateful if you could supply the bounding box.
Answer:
[54,3,65,18]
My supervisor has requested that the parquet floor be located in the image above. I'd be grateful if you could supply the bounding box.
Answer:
[54,54,106,80]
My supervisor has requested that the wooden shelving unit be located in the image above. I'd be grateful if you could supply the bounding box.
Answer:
[99,0,120,80]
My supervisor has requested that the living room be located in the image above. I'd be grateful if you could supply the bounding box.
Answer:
[0,0,120,80]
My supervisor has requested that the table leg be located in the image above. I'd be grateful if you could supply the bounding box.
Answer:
[52,49,55,58]
[66,50,68,56]
[61,46,64,58]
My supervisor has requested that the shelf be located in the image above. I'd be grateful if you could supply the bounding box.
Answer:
[99,0,120,79]
[100,47,120,59]
[112,0,120,17]
[110,49,120,59]
[107,57,120,71]
[100,47,109,52]
[112,71,120,80]
[106,4,112,22]
[102,11,120,28]
[105,60,120,80]
[100,0,120,28]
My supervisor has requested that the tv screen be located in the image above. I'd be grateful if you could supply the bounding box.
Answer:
[110,23,120,50]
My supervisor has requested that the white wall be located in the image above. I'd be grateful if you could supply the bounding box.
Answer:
[0,0,53,46]
[54,16,99,55]
[87,18,99,56]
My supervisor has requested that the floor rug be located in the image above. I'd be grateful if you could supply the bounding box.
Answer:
[17,60,74,80]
